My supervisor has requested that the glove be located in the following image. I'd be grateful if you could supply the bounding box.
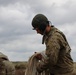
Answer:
[35,52,42,60]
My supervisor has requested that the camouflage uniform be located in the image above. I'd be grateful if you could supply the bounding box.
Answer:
[0,52,15,75]
[0,58,5,75]
[36,26,74,75]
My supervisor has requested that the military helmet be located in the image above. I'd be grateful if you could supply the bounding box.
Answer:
[32,14,49,32]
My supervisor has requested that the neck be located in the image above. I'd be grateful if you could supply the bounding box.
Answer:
[45,25,51,34]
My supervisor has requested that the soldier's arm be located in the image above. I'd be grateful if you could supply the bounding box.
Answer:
[36,32,64,73]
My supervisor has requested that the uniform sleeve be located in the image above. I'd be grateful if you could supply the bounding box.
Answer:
[37,32,63,73]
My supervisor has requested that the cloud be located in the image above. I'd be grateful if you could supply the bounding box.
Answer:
[0,3,34,43]
[0,0,76,61]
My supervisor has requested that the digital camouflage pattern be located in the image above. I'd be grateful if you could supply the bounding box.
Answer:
[0,52,15,75]
[36,26,74,75]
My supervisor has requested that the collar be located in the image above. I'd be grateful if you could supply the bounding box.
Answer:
[42,26,55,44]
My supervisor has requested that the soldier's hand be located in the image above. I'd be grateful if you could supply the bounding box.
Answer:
[35,52,42,60]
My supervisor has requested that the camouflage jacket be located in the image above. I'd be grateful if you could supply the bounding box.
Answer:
[37,26,74,74]
[0,52,15,75]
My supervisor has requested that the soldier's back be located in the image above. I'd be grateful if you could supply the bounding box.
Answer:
[3,60,15,75]
[0,58,6,75]
[0,52,15,75]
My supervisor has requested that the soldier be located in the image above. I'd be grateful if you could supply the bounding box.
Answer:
[31,14,74,75]
[0,52,15,75]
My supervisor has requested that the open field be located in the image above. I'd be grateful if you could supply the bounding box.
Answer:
[13,61,76,75]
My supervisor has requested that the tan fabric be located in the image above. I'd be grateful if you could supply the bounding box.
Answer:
[25,53,39,75]
[3,60,15,75]
[0,59,5,75]
[25,51,50,75]
[0,52,15,75]
[56,73,72,75]
[56,67,76,75]
[37,26,74,74]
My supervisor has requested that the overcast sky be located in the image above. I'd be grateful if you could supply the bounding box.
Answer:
[0,0,76,62]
